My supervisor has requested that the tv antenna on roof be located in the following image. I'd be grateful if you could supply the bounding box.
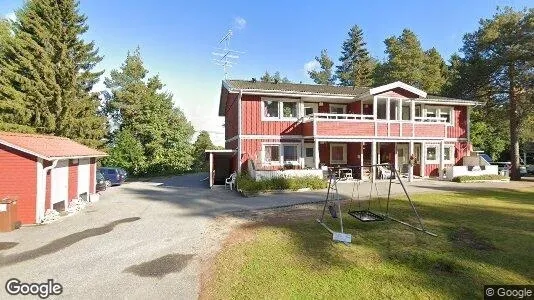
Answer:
[212,29,244,79]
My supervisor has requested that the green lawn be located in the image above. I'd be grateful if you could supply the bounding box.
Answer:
[204,188,534,299]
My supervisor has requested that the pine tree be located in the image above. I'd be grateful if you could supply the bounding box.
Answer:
[457,7,534,180]
[104,48,195,175]
[336,25,375,87]
[421,48,448,94]
[191,131,215,171]
[308,49,335,85]
[0,0,106,147]
[260,71,272,82]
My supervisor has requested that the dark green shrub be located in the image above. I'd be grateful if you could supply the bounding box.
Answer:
[452,174,508,183]
[236,174,327,194]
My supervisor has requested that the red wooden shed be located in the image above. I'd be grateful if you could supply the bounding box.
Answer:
[0,132,107,224]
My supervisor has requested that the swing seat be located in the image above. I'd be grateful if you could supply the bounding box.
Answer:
[348,210,385,222]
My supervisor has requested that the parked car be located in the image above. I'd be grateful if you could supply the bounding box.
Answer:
[96,171,107,192]
[98,167,126,186]
[118,168,128,181]
[492,162,527,177]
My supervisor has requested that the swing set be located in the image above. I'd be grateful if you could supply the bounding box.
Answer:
[316,163,437,244]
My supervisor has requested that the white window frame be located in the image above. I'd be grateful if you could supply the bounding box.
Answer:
[425,145,439,164]
[443,145,455,163]
[303,102,319,116]
[261,142,301,166]
[329,104,346,114]
[424,105,454,126]
[329,143,347,165]
[261,97,300,121]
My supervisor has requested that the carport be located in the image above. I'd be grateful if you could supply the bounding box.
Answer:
[205,150,236,188]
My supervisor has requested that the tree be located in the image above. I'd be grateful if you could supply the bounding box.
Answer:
[308,49,335,85]
[102,129,146,175]
[191,131,215,171]
[336,25,375,87]
[421,48,448,94]
[0,0,106,147]
[459,7,533,180]
[375,29,425,87]
[260,71,291,83]
[104,48,195,175]
[260,71,272,83]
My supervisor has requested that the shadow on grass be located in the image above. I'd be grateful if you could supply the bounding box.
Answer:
[228,188,534,299]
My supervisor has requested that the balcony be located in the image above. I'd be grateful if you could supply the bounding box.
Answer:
[301,113,449,138]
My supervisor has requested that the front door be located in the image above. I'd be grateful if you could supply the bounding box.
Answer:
[304,143,315,168]
[397,144,409,173]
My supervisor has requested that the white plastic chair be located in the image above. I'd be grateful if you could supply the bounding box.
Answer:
[378,166,392,179]
[225,172,237,190]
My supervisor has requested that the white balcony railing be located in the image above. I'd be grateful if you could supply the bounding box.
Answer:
[301,113,448,124]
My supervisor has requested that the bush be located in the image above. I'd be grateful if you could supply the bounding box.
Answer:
[452,174,508,183]
[236,174,327,194]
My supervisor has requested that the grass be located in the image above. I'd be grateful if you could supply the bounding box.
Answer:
[204,188,534,299]
[236,174,327,195]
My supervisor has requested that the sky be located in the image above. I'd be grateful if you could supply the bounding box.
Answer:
[0,0,531,146]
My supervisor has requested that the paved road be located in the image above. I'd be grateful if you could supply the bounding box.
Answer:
[1,173,532,299]
[0,173,327,299]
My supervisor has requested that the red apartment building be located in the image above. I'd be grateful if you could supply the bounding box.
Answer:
[217,79,478,181]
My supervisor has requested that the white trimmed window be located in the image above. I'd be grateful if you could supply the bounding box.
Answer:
[329,104,346,114]
[330,143,347,165]
[443,146,455,163]
[262,98,299,120]
[426,145,438,163]
[262,143,300,166]
[425,145,455,164]
[424,106,453,125]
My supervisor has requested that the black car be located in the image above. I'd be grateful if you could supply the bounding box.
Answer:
[96,171,107,192]
[98,167,126,186]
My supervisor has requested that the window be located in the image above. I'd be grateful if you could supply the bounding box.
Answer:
[283,145,298,162]
[330,144,347,164]
[303,103,318,116]
[262,98,299,120]
[305,147,314,157]
[444,146,454,162]
[264,145,280,163]
[415,105,422,118]
[439,108,452,124]
[283,102,297,118]
[426,146,437,161]
[262,143,301,166]
[264,101,279,118]
[425,108,437,119]
[329,104,346,114]
[402,104,411,120]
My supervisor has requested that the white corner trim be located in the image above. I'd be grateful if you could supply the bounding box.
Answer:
[35,158,45,223]
[370,81,427,98]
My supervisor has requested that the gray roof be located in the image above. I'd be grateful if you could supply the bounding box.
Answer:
[219,80,479,116]
[225,80,370,97]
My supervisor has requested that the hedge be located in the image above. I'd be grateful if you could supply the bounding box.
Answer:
[236,174,327,194]
[451,174,508,183]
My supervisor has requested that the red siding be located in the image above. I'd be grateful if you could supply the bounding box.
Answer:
[241,95,302,135]
[224,89,239,140]
[348,101,361,114]
[390,123,400,136]
[0,145,37,224]
[68,159,78,201]
[376,88,420,98]
[240,138,299,171]
[302,122,313,136]
[316,122,374,136]
[447,106,468,138]
[414,123,446,138]
[402,123,413,136]
[377,123,387,136]
[347,142,361,165]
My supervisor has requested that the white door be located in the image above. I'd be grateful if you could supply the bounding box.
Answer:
[304,143,315,168]
[51,160,69,204]
[77,158,90,196]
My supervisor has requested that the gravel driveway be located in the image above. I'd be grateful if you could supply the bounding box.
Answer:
[0,173,326,299]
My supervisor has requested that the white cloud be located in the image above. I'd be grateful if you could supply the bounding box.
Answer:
[233,17,247,30]
[303,60,320,75]
[4,12,16,22]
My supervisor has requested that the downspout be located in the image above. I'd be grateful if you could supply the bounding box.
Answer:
[237,89,243,173]
[42,159,58,211]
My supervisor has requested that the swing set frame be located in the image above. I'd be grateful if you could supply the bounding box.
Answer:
[316,163,437,243]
